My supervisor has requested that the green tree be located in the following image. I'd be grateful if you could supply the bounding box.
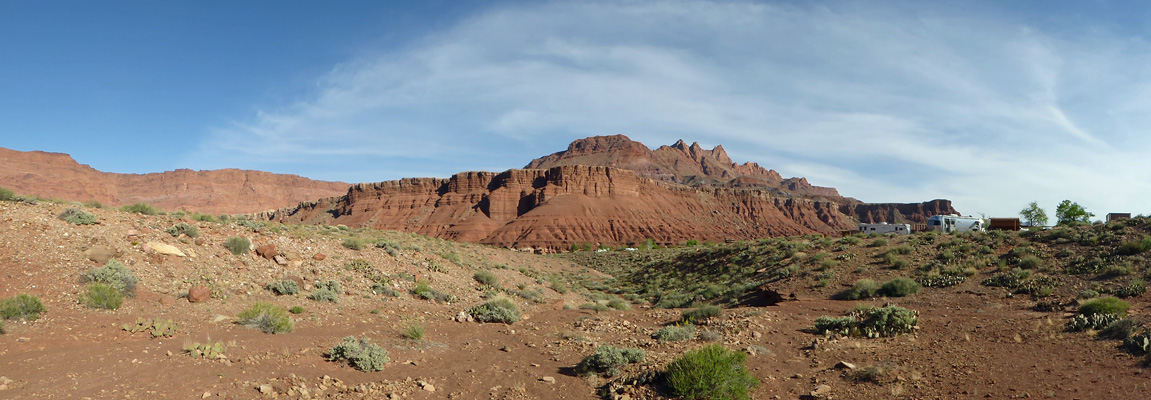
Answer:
[1055,200,1093,225]
[1019,201,1048,227]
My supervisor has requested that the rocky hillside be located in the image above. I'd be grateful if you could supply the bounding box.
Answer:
[261,136,955,250]
[0,147,349,215]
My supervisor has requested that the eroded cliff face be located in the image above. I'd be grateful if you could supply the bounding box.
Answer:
[262,165,871,250]
[845,200,958,224]
[0,147,349,215]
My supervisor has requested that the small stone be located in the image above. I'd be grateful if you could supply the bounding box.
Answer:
[187,285,211,303]
[455,311,474,323]
[313,253,326,261]
[273,255,288,266]
[259,384,274,395]
[202,392,212,398]
[256,244,278,260]
[834,361,856,370]
[167,351,173,357]
[810,384,832,398]
[420,382,435,392]
[194,237,207,246]
[540,376,555,383]
[83,245,120,264]
[147,241,187,257]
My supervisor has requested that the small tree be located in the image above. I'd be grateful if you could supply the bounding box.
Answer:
[1019,201,1048,227]
[1055,200,1094,225]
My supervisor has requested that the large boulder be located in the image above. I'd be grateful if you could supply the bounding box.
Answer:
[146,242,186,257]
[83,245,120,264]
[187,285,211,303]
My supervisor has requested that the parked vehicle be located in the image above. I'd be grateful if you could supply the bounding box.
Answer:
[927,215,985,233]
[858,222,912,235]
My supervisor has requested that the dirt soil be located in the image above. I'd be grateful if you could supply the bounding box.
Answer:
[1,201,1149,399]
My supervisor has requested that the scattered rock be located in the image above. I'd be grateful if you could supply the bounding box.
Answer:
[83,245,120,264]
[202,392,212,398]
[540,376,555,383]
[834,361,856,370]
[286,275,305,287]
[158,295,175,306]
[256,244,278,260]
[455,311,474,323]
[289,260,303,268]
[187,285,211,303]
[810,384,832,398]
[273,255,288,266]
[313,253,326,261]
[194,237,207,246]
[418,381,435,392]
[258,384,274,395]
[147,242,187,257]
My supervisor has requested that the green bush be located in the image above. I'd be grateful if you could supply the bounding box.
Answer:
[0,294,46,320]
[870,238,888,247]
[81,283,123,310]
[237,302,293,334]
[814,305,919,338]
[575,345,645,377]
[265,280,300,296]
[401,321,425,340]
[0,186,14,201]
[468,297,520,323]
[1018,255,1041,269]
[473,271,499,286]
[288,306,305,314]
[342,237,365,250]
[840,279,878,300]
[879,278,920,297]
[1098,318,1144,340]
[655,324,697,343]
[327,336,389,371]
[308,281,340,303]
[1118,236,1151,255]
[1078,296,1130,317]
[411,280,434,299]
[120,202,159,215]
[58,208,98,225]
[683,304,722,322]
[165,222,200,238]
[606,298,631,311]
[891,245,913,255]
[224,236,250,255]
[82,259,138,296]
[666,344,759,400]
[1078,289,1099,299]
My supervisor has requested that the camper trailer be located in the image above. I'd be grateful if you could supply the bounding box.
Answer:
[858,222,912,235]
[927,215,985,233]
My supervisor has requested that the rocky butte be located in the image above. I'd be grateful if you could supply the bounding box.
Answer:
[261,135,957,250]
[0,147,349,215]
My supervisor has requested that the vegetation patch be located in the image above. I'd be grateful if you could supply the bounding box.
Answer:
[468,297,520,323]
[683,304,722,322]
[120,202,159,215]
[81,259,138,296]
[122,317,177,338]
[165,222,200,238]
[308,281,340,303]
[814,305,919,338]
[58,208,97,225]
[265,280,300,296]
[327,336,389,372]
[80,283,123,310]
[0,294,46,320]
[224,236,251,255]
[575,345,644,377]
[665,344,759,400]
[237,302,293,334]
[1078,296,1130,317]
[655,324,697,343]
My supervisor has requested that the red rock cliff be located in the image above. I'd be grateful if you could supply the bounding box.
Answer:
[0,147,349,215]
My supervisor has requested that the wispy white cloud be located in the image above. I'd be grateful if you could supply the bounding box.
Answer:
[195,0,1151,217]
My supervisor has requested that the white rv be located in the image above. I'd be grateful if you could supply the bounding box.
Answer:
[927,215,985,233]
[858,222,912,235]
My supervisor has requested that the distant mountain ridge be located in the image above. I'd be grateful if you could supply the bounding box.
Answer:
[260,135,957,250]
[0,147,349,215]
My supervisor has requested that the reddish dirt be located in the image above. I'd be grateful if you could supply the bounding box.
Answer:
[0,146,349,215]
[2,201,1149,399]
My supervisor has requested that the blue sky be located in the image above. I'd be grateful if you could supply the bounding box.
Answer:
[2,0,1150,218]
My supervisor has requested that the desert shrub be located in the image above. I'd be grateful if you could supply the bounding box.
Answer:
[165,222,199,238]
[468,297,520,323]
[814,305,919,338]
[120,202,159,215]
[191,212,216,222]
[1018,255,1041,269]
[1125,330,1151,354]
[1078,296,1130,317]
[58,208,97,225]
[917,275,966,288]
[308,281,340,303]
[371,282,398,297]
[81,283,123,310]
[411,280,434,299]
[666,344,759,400]
[0,187,13,201]
[891,259,910,269]
[683,304,722,322]
[1106,280,1146,299]
[655,324,697,342]
[401,320,425,340]
[473,271,499,286]
[580,302,610,311]
[1098,318,1144,340]
[327,336,389,372]
[891,245,913,255]
[288,306,305,314]
[223,236,250,255]
[870,238,888,247]
[839,279,878,300]
[575,345,645,377]
[82,259,138,296]
[341,237,365,250]
[237,302,293,334]
[841,236,862,245]
[1119,237,1151,255]
[265,280,300,296]
[1065,313,1119,332]
[879,278,920,297]
[655,292,695,309]
[606,298,631,311]
[0,294,46,320]
[1078,289,1100,299]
